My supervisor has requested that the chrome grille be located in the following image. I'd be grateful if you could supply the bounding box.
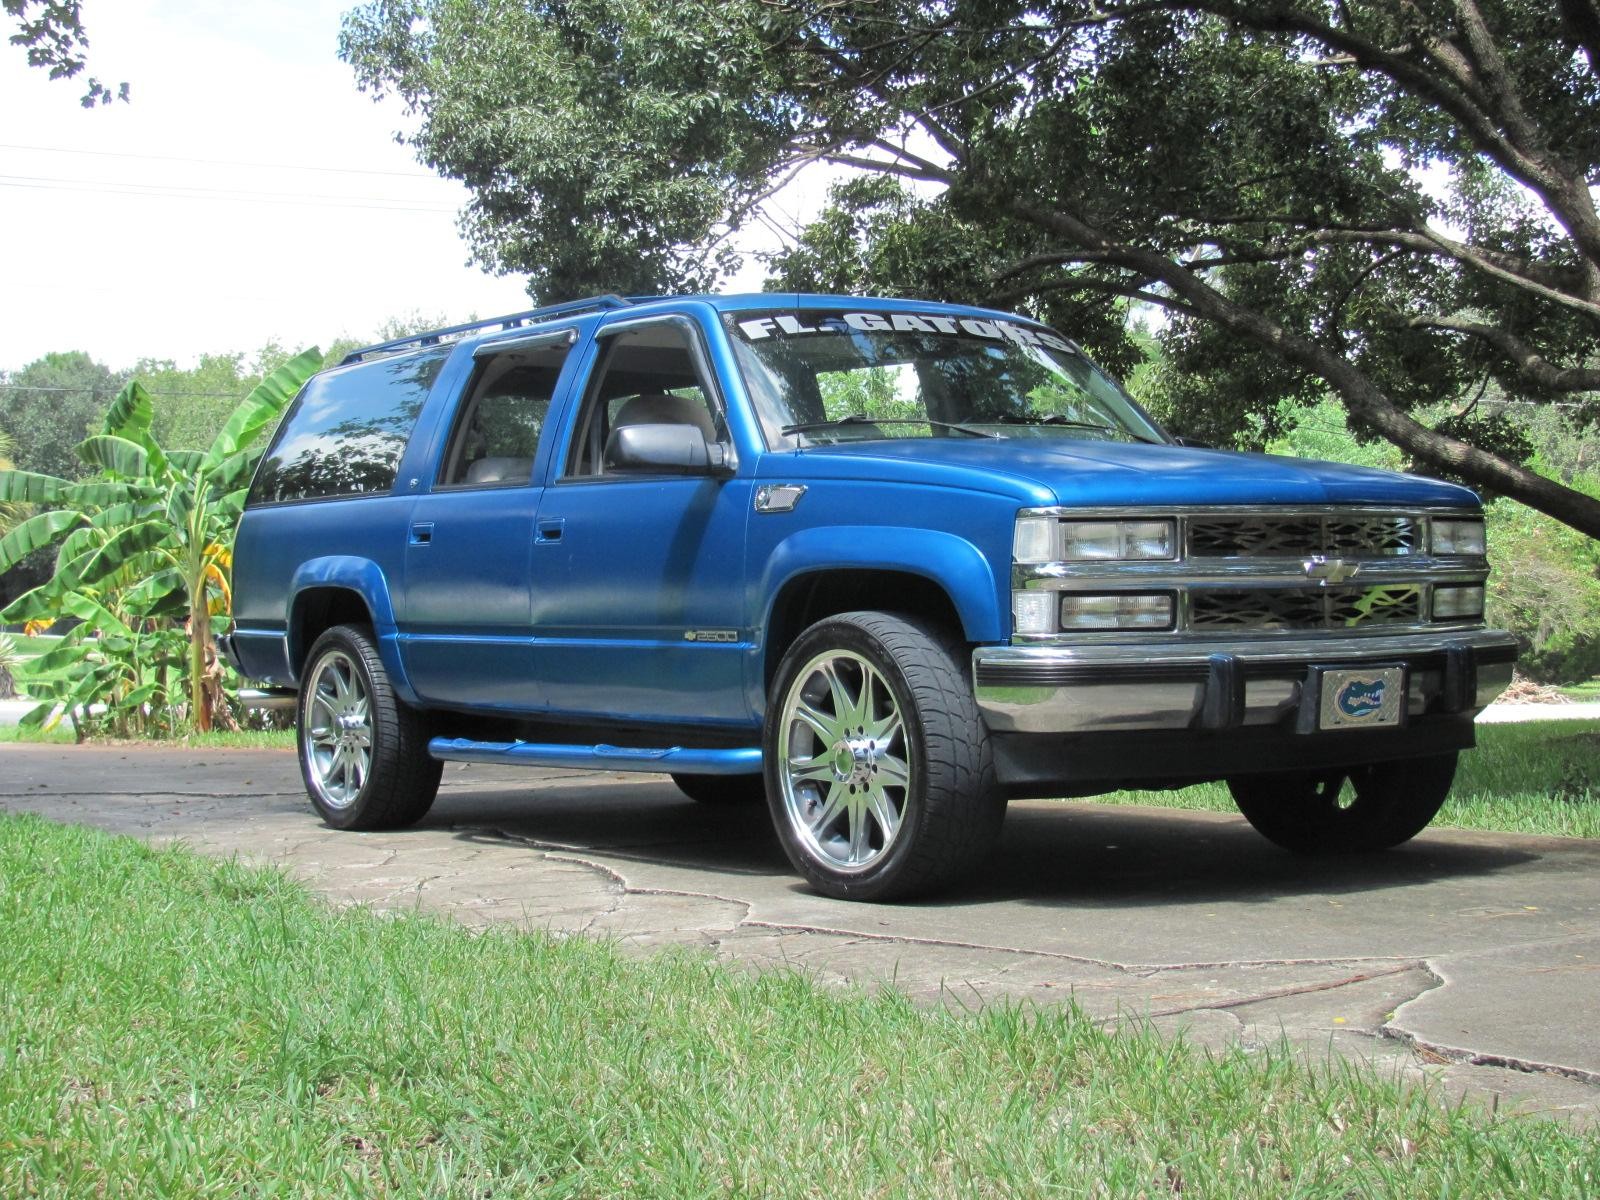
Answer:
[1190,586,1423,631]
[1188,515,1420,558]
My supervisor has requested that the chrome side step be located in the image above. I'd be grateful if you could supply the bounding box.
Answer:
[427,738,762,774]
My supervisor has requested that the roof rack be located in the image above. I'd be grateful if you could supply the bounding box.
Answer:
[338,294,635,365]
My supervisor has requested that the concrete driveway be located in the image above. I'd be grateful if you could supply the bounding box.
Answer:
[3,741,1598,1121]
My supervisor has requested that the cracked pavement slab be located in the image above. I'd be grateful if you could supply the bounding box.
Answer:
[4,743,1598,1120]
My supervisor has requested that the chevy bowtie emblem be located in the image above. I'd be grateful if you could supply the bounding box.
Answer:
[1303,556,1362,584]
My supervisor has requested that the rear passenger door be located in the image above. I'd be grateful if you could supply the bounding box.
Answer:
[398,332,577,711]
[531,314,755,726]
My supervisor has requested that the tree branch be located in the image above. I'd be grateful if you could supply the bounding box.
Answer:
[1006,198,1600,537]
[1408,316,1600,392]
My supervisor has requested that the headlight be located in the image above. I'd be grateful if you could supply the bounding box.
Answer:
[1432,585,1485,620]
[1013,517,1176,564]
[1432,517,1485,556]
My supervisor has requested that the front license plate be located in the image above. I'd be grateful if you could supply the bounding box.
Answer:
[1319,666,1404,730]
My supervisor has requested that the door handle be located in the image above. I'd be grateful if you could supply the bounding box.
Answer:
[536,519,564,545]
[409,522,434,545]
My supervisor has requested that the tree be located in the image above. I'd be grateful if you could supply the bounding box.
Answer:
[0,350,322,733]
[5,0,126,105]
[0,351,126,481]
[340,0,1600,537]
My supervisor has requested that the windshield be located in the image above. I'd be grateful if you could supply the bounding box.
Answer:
[724,309,1166,448]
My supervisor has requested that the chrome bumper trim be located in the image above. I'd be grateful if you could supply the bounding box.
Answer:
[973,630,1518,734]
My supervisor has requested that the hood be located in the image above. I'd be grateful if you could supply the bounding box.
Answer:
[788,438,1480,509]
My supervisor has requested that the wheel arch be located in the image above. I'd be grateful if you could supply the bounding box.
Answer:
[756,527,1003,693]
[286,557,417,702]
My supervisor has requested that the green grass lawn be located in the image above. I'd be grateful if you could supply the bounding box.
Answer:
[0,725,295,748]
[1088,719,1600,839]
[1561,678,1600,702]
[1,813,1595,1199]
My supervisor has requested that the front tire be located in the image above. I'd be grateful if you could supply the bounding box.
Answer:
[298,623,442,831]
[1227,753,1458,855]
[763,611,1003,901]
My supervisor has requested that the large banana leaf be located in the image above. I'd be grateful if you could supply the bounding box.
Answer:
[63,479,156,508]
[88,501,158,534]
[76,435,149,479]
[100,380,154,440]
[74,520,170,588]
[0,509,83,573]
[0,469,67,504]
[212,447,265,493]
[123,567,184,613]
[59,591,135,639]
[203,347,322,469]
[166,450,206,474]
[1,584,57,624]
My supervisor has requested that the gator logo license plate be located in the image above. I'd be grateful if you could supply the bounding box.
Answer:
[1318,667,1404,730]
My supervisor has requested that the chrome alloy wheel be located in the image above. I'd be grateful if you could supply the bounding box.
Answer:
[303,649,373,810]
[776,648,912,874]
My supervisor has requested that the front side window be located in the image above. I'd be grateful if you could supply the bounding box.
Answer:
[565,322,722,477]
[725,309,1166,448]
[249,347,450,505]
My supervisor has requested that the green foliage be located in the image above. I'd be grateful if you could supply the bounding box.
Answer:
[338,0,1600,535]
[3,0,127,105]
[1486,480,1600,684]
[1267,398,1600,684]
[0,351,125,481]
[131,347,276,454]
[0,630,16,699]
[0,350,322,736]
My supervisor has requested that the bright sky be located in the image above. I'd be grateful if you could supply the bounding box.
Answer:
[0,1,554,372]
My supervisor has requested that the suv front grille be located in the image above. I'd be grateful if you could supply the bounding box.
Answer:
[1190,585,1423,631]
[1188,515,1420,559]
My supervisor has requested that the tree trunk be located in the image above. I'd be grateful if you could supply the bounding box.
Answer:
[189,592,212,734]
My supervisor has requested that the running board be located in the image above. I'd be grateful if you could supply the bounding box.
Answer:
[427,738,762,775]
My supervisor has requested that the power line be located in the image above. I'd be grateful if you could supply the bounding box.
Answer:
[0,174,459,214]
[0,141,437,180]
[0,384,255,399]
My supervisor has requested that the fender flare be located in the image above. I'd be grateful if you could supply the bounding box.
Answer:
[756,526,1004,645]
[287,557,419,704]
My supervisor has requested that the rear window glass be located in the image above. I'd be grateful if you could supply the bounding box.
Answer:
[248,348,450,505]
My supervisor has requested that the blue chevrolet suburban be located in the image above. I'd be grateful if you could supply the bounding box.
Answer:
[223,294,1518,900]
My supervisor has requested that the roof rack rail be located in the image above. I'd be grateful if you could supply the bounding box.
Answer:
[338,294,634,365]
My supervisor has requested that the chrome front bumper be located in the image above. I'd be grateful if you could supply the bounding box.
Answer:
[973,630,1518,735]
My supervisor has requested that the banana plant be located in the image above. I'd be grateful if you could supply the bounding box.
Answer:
[0,349,321,733]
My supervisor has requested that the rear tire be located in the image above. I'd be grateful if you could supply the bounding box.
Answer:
[297,623,441,831]
[763,611,1003,901]
[671,773,766,805]
[1227,753,1458,855]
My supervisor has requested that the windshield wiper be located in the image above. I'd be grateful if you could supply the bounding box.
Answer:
[782,415,1001,439]
[993,413,1117,434]
[990,413,1163,444]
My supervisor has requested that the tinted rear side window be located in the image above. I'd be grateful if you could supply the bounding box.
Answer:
[249,348,450,505]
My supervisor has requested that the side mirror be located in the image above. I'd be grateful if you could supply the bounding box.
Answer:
[604,423,732,476]
[1173,435,1213,450]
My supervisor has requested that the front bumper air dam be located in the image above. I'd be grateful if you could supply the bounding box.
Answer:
[973,629,1519,737]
